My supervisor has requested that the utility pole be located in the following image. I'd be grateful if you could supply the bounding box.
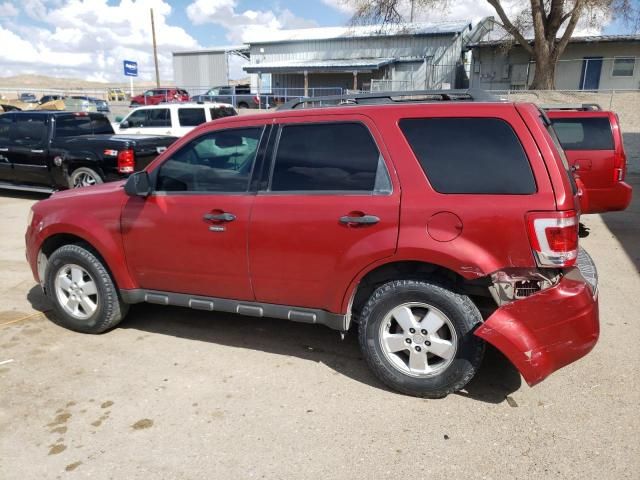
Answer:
[150,8,160,87]
[410,0,415,22]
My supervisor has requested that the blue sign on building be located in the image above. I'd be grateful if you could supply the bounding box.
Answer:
[123,60,138,77]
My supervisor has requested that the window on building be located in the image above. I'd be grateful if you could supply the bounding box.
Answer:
[612,57,635,77]
[270,122,390,193]
[399,117,536,194]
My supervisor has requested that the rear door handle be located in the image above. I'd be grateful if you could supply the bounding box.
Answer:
[31,149,45,154]
[0,148,9,152]
[203,212,236,222]
[339,214,380,225]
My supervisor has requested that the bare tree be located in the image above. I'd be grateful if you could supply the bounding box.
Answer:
[343,0,639,89]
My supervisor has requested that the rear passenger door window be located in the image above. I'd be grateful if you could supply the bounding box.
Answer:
[399,117,536,194]
[54,115,92,138]
[148,108,171,127]
[178,108,206,127]
[270,122,391,193]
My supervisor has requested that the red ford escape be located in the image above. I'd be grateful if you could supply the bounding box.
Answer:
[547,105,632,213]
[26,91,600,398]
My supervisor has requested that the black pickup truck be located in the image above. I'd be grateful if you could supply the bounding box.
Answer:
[0,111,177,192]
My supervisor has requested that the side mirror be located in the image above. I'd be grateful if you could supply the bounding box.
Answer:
[124,171,151,197]
[115,115,123,122]
[119,120,129,129]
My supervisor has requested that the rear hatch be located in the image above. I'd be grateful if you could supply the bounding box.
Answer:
[547,111,629,213]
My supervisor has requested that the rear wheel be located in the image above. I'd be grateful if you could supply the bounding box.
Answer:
[238,102,249,109]
[69,167,103,188]
[358,279,484,398]
[45,244,128,334]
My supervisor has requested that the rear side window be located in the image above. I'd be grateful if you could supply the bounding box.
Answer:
[399,117,536,194]
[178,108,206,127]
[271,122,390,193]
[210,107,237,120]
[551,118,614,150]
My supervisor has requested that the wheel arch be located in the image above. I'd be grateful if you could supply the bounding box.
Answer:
[37,225,136,291]
[343,259,492,321]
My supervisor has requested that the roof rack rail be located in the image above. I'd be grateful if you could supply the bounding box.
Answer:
[540,103,602,111]
[278,89,502,110]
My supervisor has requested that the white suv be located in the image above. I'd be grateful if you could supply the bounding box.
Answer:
[114,103,237,137]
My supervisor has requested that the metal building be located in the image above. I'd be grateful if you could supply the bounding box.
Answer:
[470,34,640,91]
[242,20,493,96]
[172,46,249,95]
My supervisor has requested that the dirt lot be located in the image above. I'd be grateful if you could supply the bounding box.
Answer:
[1,176,638,479]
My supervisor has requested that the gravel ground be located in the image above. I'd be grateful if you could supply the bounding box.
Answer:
[0,176,638,480]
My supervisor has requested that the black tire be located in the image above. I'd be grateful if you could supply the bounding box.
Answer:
[358,279,485,398]
[238,102,250,109]
[45,244,128,334]
[68,167,103,188]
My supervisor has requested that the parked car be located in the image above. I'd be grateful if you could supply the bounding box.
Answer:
[70,96,110,113]
[0,111,177,192]
[113,103,237,137]
[191,84,270,109]
[19,93,38,103]
[546,105,632,214]
[24,91,599,398]
[39,94,66,104]
[130,88,189,106]
[107,88,127,102]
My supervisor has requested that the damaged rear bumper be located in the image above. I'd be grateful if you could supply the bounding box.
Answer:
[475,252,599,386]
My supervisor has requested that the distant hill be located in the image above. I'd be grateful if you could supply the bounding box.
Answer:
[0,74,162,89]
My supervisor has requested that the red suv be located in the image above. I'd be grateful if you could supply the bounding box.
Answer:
[25,92,599,398]
[130,88,189,106]
[547,106,632,213]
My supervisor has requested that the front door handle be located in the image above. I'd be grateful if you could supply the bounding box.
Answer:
[339,214,380,225]
[203,212,236,222]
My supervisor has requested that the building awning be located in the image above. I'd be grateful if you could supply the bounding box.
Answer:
[244,58,396,74]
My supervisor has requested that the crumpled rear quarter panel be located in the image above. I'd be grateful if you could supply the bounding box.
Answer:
[475,269,599,385]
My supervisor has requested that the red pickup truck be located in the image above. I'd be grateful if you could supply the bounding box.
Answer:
[547,106,632,214]
[26,91,599,398]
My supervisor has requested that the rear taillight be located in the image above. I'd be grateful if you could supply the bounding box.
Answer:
[253,95,260,105]
[526,210,579,267]
[613,151,626,182]
[117,149,135,174]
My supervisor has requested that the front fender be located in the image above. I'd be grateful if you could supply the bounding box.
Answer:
[31,186,136,290]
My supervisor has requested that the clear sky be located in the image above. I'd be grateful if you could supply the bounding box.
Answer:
[0,0,634,83]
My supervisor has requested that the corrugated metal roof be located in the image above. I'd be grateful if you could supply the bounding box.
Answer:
[244,58,396,73]
[245,21,471,45]
[173,45,249,56]
[470,34,640,48]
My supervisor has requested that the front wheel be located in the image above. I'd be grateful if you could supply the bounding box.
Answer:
[358,279,485,398]
[69,167,103,188]
[45,244,128,334]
